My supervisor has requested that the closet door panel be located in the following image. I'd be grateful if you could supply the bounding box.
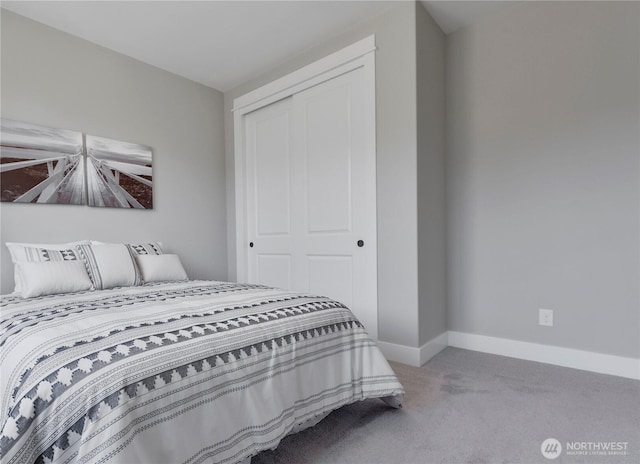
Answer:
[250,102,292,236]
[292,67,377,334]
[245,98,294,285]
[303,84,352,234]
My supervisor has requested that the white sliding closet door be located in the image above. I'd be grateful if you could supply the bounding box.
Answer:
[245,98,295,291]
[291,67,377,334]
[243,65,377,338]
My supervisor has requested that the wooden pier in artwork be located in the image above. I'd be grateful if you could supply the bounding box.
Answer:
[0,152,84,204]
[1,119,153,208]
[1,153,151,208]
[86,156,151,208]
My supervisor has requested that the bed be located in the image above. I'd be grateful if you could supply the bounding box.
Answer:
[0,279,405,464]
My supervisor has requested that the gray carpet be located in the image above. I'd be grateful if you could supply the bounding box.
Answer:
[252,347,640,464]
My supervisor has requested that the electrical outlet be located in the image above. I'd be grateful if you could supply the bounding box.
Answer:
[539,309,553,327]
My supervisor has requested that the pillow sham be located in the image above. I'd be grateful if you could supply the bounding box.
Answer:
[17,261,93,298]
[76,244,142,289]
[127,242,164,256]
[135,254,188,283]
[5,241,90,294]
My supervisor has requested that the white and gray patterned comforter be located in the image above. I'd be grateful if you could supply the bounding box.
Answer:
[1,281,404,464]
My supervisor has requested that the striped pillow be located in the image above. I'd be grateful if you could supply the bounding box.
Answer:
[77,244,142,289]
[20,247,81,262]
[127,242,163,256]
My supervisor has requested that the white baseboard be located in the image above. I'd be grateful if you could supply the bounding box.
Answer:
[377,340,421,366]
[377,332,448,367]
[378,331,640,380]
[448,331,640,380]
[420,332,449,365]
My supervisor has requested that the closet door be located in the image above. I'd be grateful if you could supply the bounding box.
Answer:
[290,67,377,335]
[244,67,377,338]
[244,98,294,290]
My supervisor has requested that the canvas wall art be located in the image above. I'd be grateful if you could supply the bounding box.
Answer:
[0,119,153,209]
[0,119,84,205]
[86,135,153,209]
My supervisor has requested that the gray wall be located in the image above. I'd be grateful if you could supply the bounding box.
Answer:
[0,10,227,293]
[446,1,640,358]
[224,1,424,348]
[416,1,447,346]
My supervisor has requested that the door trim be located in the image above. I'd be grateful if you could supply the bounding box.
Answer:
[233,36,377,311]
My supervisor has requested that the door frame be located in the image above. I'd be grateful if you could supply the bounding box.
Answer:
[233,35,377,288]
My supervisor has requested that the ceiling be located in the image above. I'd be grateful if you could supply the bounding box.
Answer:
[421,1,519,34]
[1,1,517,92]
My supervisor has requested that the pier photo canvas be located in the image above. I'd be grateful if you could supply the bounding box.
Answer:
[85,135,153,209]
[0,119,85,205]
[0,119,153,209]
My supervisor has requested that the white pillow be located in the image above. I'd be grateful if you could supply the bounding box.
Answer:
[76,244,141,289]
[5,241,90,293]
[17,261,93,298]
[135,254,188,283]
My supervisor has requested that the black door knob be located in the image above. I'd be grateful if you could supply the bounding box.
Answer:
[249,242,254,248]
[357,240,364,247]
